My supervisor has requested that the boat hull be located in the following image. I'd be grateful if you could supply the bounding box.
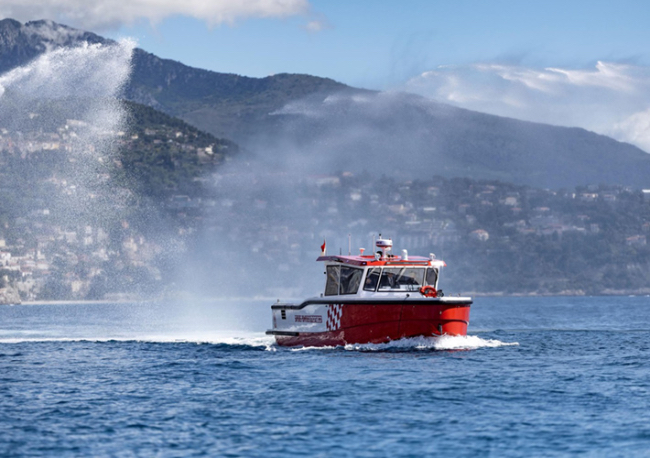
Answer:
[267,298,471,347]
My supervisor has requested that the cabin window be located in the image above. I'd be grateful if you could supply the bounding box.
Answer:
[340,266,363,295]
[325,266,340,296]
[325,265,363,296]
[378,267,425,291]
[363,268,381,292]
[426,268,438,287]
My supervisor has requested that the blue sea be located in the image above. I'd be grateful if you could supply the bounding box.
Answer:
[1,296,650,457]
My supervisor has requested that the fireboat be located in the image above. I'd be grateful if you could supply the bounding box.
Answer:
[266,236,472,347]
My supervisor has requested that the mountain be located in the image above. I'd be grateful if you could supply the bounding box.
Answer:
[125,49,353,141]
[0,19,105,74]
[2,18,650,189]
[0,19,351,141]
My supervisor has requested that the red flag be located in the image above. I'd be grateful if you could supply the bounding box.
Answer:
[320,240,326,254]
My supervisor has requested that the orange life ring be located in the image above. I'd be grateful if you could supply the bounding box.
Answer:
[419,285,437,298]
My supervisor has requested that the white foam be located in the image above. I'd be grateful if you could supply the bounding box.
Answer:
[0,332,277,350]
[290,344,338,352]
[291,334,518,352]
[0,332,516,353]
[429,334,519,350]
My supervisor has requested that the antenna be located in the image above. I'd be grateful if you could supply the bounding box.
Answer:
[348,233,351,255]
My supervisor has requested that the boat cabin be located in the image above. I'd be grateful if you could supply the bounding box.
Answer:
[317,237,446,298]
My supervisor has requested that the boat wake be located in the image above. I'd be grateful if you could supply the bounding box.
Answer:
[0,332,277,350]
[0,333,517,353]
[291,334,519,352]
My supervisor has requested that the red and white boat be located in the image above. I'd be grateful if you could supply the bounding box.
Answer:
[266,236,472,347]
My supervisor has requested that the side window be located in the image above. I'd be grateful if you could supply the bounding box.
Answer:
[426,268,438,287]
[340,266,363,295]
[363,268,380,292]
[325,265,363,295]
[325,265,340,296]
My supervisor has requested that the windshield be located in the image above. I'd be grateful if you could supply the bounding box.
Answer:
[376,267,425,292]
[363,268,380,291]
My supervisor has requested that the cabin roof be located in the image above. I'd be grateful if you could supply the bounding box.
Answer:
[316,255,446,268]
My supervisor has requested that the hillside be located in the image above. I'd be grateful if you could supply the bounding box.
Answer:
[2,18,650,190]
[125,49,353,141]
[119,101,239,199]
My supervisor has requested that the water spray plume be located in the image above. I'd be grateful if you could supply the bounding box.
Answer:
[0,38,136,299]
[0,39,134,203]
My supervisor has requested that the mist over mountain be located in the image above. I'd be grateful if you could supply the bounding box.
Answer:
[252,91,650,189]
[2,18,650,189]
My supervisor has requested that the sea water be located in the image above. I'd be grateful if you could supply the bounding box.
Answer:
[1,296,649,457]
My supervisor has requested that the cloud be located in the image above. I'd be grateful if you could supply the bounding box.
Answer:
[406,61,650,152]
[0,0,311,31]
[301,12,331,33]
[304,19,328,33]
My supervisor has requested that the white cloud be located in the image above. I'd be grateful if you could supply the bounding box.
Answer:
[302,13,331,33]
[304,20,325,32]
[406,61,650,152]
[0,0,311,31]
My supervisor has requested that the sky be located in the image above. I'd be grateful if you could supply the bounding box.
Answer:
[2,0,650,150]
